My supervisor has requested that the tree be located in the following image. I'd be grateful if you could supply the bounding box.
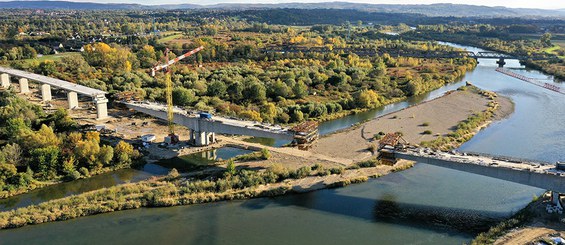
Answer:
[74,139,100,169]
[23,124,61,149]
[292,80,308,99]
[239,110,262,122]
[243,81,266,103]
[30,146,60,180]
[269,80,291,99]
[114,141,135,166]
[354,90,380,108]
[291,110,304,122]
[225,160,236,176]
[540,33,552,48]
[172,87,197,106]
[207,81,227,98]
[227,82,244,102]
[0,143,23,167]
[98,145,114,167]
[137,45,157,68]
[0,163,17,183]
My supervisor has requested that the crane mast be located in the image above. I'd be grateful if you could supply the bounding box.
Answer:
[151,46,204,144]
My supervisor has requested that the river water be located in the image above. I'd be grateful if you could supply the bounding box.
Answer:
[1,43,563,244]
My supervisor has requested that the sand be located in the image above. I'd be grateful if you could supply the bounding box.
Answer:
[311,89,514,162]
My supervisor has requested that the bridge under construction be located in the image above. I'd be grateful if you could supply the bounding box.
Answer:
[377,133,565,205]
[123,101,319,146]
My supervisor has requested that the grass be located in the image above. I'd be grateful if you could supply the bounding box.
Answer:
[157,32,184,43]
[21,52,80,63]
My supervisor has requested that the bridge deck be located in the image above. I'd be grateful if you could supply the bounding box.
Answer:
[124,101,296,141]
[0,66,106,97]
[390,147,565,192]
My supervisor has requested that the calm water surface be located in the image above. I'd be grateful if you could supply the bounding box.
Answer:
[1,43,563,244]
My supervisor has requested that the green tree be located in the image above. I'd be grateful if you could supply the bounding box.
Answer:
[540,33,552,47]
[243,81,267,103]
[207,81,227,98]
[30,146,60,180]
[98,145,114,167]
[292,80,308,99]
[172,87,197,106]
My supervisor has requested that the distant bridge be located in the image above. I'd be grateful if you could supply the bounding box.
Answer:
[263,46,558,67]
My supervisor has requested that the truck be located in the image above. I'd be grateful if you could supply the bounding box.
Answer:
[199,113,212,119]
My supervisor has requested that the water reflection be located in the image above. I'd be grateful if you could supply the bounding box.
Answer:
[155,147,254,172]
[0,168,155,211]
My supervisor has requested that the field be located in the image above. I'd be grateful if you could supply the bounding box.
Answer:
[157,31,184,43]
[23,52,80,63]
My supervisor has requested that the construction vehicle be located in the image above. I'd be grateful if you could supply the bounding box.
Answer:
[150,46,204,144]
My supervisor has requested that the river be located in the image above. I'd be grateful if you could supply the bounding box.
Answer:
[0,43,563,244]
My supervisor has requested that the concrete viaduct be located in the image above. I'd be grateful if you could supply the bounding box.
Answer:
[0,66,108,120]
[123,101,296,146]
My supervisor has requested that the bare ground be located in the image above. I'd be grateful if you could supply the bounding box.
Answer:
[311,89,514,162]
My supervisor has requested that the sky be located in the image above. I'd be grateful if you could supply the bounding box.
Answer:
[36,0,565,9]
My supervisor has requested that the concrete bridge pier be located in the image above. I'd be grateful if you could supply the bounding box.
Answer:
[67,91,78,109]
[94,95,108,120]
[192,131,216,146]
[18,78,29,94]
[41,84,52,101]
[551,191,563,209]
[497,58,506,68]
[1,73,9,88]
[188,129,195,144]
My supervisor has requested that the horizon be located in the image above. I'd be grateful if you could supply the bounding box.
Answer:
[0,0,564,10]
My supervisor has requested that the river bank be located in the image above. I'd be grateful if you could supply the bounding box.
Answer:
[0,158,414,229]
[311,84,514,161]
[471,192,565,245]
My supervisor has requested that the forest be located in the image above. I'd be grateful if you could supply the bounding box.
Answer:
[0,90,141,198]
[0,9,478,125]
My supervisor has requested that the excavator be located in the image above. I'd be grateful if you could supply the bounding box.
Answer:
[150,46,204,144]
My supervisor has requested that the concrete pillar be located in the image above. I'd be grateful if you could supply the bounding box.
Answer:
[194,131,207,146]
[94,95,108,120]
[67,91,78,109]
[551,191,562,209]
[189,129,195,143]
[1,73,9,89]
[41,84,52,101]
[209,132,216,144]
[18,78,29,94]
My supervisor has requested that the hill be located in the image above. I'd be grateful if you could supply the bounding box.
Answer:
[0,1,563,18]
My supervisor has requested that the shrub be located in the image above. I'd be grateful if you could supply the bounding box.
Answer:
[260,148,271,160]
[421,122,430,126]
[78,167,89,177]
[291,166,312,179]
[423,130,433,135]
[329,167,344,175]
